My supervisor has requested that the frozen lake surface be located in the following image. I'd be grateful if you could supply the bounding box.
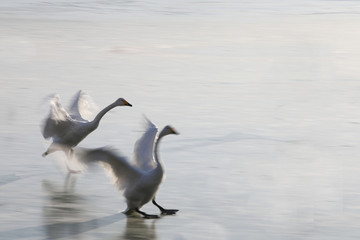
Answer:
[1,1,360,239]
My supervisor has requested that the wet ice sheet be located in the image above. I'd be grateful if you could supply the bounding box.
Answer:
[2,1,360,239]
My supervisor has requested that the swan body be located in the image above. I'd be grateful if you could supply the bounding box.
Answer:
[79,119,179,218]
[42,91,132,157]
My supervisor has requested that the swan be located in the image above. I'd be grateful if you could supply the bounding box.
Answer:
[42,90,132,159]
[78,119,179,218]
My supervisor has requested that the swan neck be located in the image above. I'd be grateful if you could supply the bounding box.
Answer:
[154,134,165,168]
[92,102,118,127]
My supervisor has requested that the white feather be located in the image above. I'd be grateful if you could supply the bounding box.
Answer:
[68,90,98,122]
[42,94,73,139]
[82,147,142,191]
[133,118,158,171]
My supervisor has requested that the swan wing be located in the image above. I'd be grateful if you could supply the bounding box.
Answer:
[42,94,73,139]
[79,147,142,191]
[68,90,85,121]
[68,90,98,122]
[133,118,158,171]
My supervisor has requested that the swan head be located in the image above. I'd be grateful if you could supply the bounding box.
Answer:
[115,98,132,107]
[161,125,179,137]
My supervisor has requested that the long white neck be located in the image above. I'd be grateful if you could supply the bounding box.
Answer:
[154,130,167,173]
[90,102,119,129]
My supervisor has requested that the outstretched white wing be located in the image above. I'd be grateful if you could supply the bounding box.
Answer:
[78,147,142,191]
[42,94,73,139]
[133,118,158,171]
[68,90,98,122]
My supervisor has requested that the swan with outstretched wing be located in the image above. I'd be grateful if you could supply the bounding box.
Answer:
[41,91,132,170]
[77,119,179,218]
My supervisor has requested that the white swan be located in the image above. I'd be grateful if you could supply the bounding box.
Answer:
[42,91,132,158]
[78,119,179,218]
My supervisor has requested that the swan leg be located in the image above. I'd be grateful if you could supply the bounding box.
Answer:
[152,199,179,215]
[135,208,159,219]
[67,148,74,159]
[65,148,81,174]
[65,165,81,174]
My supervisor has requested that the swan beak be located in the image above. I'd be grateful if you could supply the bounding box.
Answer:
[171,128,179,135]
[124,100,132,107]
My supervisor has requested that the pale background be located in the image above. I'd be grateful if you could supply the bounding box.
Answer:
[1,1,360,239]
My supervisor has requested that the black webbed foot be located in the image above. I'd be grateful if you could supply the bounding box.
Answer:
[152,199,179,216]
[135,208,159,219]
[160,209,179,215]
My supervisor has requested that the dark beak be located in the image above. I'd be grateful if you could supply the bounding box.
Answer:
[125,100,132,107]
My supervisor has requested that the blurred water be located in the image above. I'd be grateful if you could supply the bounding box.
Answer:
[1,0,360,18]
[1,1,360,239]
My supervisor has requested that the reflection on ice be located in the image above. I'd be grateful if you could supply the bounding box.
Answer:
[121,217,157,240]
[41,174,159,239]
[42,174,86,224]
[175,221,227,240]
[0,174,22,187]
[0,174,123,239]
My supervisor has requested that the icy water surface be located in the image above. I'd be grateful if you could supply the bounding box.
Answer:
[2,1,360,239]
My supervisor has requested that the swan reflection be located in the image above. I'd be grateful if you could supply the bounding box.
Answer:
[42,174,125,239]
[121,217,158,240]
[42,174,87,238]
